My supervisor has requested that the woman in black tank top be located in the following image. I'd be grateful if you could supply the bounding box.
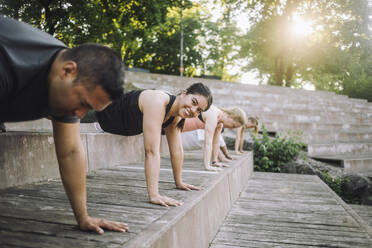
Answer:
[83,82,213,207]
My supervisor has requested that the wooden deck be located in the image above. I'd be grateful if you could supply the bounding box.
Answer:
[0,152,213,247]
[350,204,372,227]
[0,151,252,248]
[210,172,372,248]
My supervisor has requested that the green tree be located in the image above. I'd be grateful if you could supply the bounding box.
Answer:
[0,0,80,36]
[128,3,203,76]
[197,1,243,81]
[0,0,206,76]
[222,0,372,101]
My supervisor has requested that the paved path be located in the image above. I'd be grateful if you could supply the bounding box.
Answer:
[210,172,372,248]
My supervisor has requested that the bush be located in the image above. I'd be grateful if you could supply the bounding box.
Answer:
[252,125,307,172]
[319,171,345,197]
[251,126,353,202]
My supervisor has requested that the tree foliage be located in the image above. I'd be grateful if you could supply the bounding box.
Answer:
[128,4,203,76]
[222,0,372,101]
[0,0,202,75]
[198,3,242,81]
[1,0,371,101]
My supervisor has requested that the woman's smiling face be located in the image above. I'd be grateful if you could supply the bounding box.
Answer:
[179,93,208,118]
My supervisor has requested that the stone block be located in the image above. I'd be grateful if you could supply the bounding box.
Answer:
[86,133,145,171]
[125,152,253,248]
[0,132,86,188]
[0,132,168,189]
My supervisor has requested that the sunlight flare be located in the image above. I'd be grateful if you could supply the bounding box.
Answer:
[291,14,314,36]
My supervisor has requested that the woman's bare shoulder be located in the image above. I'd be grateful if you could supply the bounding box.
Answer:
[139,90,169,111]
[141,89,168,98]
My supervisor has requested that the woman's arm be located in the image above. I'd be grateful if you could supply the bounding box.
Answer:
[240,126,246,152]
[140,91,182,207]
[211,123,225,165]
[165,120,200,191]
[235,126,245,154]
[203,109,221,171]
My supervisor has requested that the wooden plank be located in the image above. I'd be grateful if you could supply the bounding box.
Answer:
[0,151,248,248]
[216,225,371,244]
[0,194,165,227]
[222,216,364,233]
[350,204,372,227]
[0,229,122,248]
[213,233,372,248]
[224,212,360,228]
[210,172,372,248]
[239,193,339,205]
[211,240,305,248]
[234,200,346,213]
[0,216,137,245]
[219,222,368,237]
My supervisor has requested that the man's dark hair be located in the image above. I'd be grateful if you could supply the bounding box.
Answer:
[61,43,125,100]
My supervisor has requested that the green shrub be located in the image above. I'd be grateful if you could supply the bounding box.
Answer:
[252,126,351,202]
[319,171,345,197]
[252,125,307,172]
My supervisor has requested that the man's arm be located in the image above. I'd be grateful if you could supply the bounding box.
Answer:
[52,120,128,234]
[165,121,200,191]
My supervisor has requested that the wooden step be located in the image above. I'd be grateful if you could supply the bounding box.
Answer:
[0,151,253,248]
[210,172,372,248]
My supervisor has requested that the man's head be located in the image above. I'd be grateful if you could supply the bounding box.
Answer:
[48,43,125,118]
[60,43,125,99]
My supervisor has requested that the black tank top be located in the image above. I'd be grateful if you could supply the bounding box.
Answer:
[96,90,176,136]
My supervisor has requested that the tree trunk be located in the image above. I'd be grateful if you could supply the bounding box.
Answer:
[274,55,284,86]
[285,63,294,87]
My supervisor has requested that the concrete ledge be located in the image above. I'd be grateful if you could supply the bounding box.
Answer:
[85,133,145,171]
[0,132,60,189]
[5,119,108,133]
[4,119,52,131]
[308,142,372,156]
[125,152,253,248]
[310,154,372,173]
[344,158,372,173]
[0,132,168,189]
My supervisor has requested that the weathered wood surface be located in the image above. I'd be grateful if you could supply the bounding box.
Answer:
[350,204,372,227]
[210,172,372,248]
[0,151,223,248]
